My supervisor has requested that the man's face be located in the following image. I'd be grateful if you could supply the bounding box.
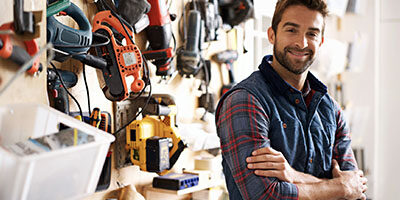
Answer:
[269,5,324,75]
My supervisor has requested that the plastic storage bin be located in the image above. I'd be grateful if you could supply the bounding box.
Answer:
[0,104,115,200]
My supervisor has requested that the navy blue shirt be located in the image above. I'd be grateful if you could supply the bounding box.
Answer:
[216,55,357,200]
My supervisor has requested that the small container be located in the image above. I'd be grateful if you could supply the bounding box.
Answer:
[0,104,115,200]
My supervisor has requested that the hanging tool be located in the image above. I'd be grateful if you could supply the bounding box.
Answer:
[212,50,238,96]
[116,0,150,33]
[47,68,78,114]
[92,10,145,101]
[191,0,222,42]
[177,7,203,77]
[218,0,253,27]
[47,2,108,69]
[142,0,176,77]
[0,22,42,75]
[14,0,35,35]
[125,94,186,173]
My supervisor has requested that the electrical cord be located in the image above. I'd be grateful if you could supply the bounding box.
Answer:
[113,60,152,135]
[200,57,210,120]
[50,62,83,118]
[82,64,91,116]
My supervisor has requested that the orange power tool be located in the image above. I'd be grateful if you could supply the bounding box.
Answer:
[92,10,145,101]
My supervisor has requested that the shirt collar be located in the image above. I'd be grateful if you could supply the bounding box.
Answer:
[258,55,327,95]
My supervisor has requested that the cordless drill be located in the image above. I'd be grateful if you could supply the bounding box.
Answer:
[47,68,78,114]
[212,50,238,95]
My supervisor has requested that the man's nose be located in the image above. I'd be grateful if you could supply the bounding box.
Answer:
[294,34,308,49]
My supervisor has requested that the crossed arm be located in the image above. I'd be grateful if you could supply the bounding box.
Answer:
[247,147,367,200]
[216,90,367,200]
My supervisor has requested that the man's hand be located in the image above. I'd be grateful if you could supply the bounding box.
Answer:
[332,159,368,200]
[246,147,312,183]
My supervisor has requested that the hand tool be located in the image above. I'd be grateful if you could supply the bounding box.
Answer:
[218,0,253,27]
[47,68,78,114]
[116,0,150,29]
[211,50,238,95]
[92,10,145,101]
[14,0,35,35]
[89,107,101,128]
[0,22,42,75]
[124,94,186,173]
[177,8,203,77]
[142,0,176,77]
[47,2,108,69]
[190,0,222,42]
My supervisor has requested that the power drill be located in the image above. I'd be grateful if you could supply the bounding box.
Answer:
[177,8,203,77]
[47,68,78,114]
[212,50,238,95]
[142,0,176,77]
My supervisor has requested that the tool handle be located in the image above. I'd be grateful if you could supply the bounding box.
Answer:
[186,10,201,52]
[9,45,33,67]
[54,87,69,114]
[47,3,92,54]
[227,66,235,83]
[80,54,107,69]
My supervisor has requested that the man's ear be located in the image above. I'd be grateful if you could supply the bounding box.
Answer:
[268,27,275,44]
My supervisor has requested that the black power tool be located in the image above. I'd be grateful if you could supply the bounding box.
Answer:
[212,50,238,96]
[177,6,203,77]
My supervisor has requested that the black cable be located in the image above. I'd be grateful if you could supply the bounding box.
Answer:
[53,32,110,48]
[113,61,152,134]
[82,64,91,116]
[200,58,210,120]
[50,62,83,118]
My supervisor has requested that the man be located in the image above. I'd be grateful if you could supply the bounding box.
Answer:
[215,0,368,199]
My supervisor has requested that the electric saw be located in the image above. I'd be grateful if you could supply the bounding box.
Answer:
[92,10,145,101]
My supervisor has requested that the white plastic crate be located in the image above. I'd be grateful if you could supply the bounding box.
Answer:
[0,104,115,200]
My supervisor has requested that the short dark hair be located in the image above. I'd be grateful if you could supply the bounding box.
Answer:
[271,0,328,34]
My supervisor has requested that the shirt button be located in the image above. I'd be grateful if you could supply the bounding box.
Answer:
[283,123,287,128]
[309,159,313,163]
[295,99,300,104]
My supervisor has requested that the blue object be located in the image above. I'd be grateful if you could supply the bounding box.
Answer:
[153,173,199,190]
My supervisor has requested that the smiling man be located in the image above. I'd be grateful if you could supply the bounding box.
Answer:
[215,0,367,199]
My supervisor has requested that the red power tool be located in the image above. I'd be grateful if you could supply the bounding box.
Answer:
[92,10,145,101]
[0,22,42,75]
[142,0,175,77]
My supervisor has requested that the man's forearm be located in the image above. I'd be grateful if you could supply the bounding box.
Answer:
[297,178,343,200]
[293,171,324,184]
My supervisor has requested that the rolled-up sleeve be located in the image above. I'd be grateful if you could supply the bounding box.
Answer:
[333,101,358,171]
[216,89,299,200]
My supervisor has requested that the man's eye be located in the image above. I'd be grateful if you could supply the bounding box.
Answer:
[308,32,318,37]
[286,29,295,33]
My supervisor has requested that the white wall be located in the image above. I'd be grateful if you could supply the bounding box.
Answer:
[376,0,400,199]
